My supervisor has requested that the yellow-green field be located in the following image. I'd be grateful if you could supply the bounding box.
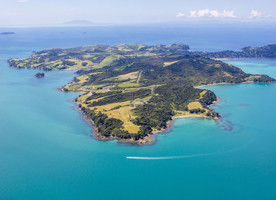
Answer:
[83,100,141,133]
[245,75,261,81]
[187,102,203,110]
[163,61,179,67]
[118,71,139,80]
[199,90,207,99]
[118,80,140,88]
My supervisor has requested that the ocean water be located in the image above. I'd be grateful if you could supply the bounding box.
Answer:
[1,25,276,200]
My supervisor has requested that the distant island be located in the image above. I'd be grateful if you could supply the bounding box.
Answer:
[198,44,276,59]
[8,44,276,144]
[62,20,94,26]
[0,32,15,35]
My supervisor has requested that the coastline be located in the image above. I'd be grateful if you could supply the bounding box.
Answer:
[69,76,274,145]
[75,95,221,145]
[75,108,220,146]
[137,114,220,145]
[147,96,221,144]
[72,77,276,145]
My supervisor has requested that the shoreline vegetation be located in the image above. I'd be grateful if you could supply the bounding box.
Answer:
[195,80,256,88]
[8,43,276,145]
[80,96,221,145]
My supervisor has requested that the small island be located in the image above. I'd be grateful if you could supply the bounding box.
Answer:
[8,44,276,144]
[0,32,15,35]
[35,73,45,78]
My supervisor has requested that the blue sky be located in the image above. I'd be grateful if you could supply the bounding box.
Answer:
[0,0,276,26]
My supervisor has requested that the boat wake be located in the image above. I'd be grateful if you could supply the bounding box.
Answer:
[126,153,211,160]
[126,138,255,160]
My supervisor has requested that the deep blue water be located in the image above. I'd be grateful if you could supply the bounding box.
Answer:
[1,23,276,54]
[1,25,276,200]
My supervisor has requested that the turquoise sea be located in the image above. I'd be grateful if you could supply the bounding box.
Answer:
[1,25,276,199]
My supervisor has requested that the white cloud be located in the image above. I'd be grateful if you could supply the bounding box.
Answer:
[197,9,210,17]
[182,9,237,18]
[249,10,262,19]
[190,10,197,18]
[178,9,272,20]
[248,10,271,19]
[221,10,236,18]
[210,10,220,17]
[176,12,185,18]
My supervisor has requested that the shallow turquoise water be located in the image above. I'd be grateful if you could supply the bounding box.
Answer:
[1,27,276,199]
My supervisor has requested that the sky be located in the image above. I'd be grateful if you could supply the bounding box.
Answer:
[0,0,276,26]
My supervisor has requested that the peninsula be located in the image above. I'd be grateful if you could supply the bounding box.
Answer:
[8,44,276,144]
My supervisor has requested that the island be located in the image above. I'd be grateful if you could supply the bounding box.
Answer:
[35,73,45,78]
[8,44,276,144]
[0,32,15,35]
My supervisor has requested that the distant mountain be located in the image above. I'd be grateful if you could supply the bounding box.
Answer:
[62,20,94,26]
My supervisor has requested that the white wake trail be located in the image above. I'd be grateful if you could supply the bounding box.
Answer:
[127,153,213,160]
[126,138,255,160]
